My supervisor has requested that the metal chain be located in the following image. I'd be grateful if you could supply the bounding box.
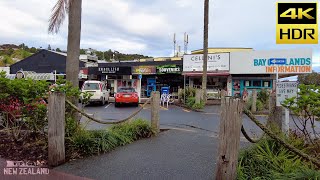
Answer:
[66,98,151,125]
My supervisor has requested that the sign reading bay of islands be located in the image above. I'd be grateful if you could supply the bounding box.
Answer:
[276,82,298,106]
[230,48,312,74]
[276,2,318,44]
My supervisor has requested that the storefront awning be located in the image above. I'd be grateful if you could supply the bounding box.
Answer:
[182,72,230,76]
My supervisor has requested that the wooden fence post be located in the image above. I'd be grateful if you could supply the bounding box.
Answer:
[48,92,65,166]
[215,97,243,180]
[251,89,257,112]
[268,93,282,131]
[178,88,183,103]
[195,89,202,104]
[151,91,160,134]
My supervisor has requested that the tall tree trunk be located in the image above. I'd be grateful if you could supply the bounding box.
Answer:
[66,0,82,89]
[202,0,209,102]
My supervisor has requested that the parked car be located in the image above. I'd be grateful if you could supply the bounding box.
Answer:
[114,87,139,107]
[81,80,110,105]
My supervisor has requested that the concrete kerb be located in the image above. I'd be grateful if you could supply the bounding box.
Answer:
[174,103,205,112]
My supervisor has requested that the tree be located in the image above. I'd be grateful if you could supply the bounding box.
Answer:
[80,49,86,54]
[56,48,62,52]
[29,47,37,53]
[49,0,82,89]
[298,72,320,86]
[201,0,209,102]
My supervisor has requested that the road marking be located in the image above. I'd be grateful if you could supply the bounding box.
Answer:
[182,109,191,112]
[160,106,168,110]
[105,103,112,109]
[204,112,219,115]
[87,113,93,116]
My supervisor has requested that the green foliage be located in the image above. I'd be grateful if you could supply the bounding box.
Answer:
[80,48,151,61]
[186,97,195,107]
[0,73,49,105]
[68,119,154,156]
[257,89,270,108]
[246,98,264,111]
[283,84,320,144]
[179,87,196,99]
[298,72,320,86]
[24,103,48,133]
[65,117,79,137]
[192,101,205,110]
[237,135,319,179]
[283,84,320,118]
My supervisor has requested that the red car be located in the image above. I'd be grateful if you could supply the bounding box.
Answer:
[115,87,139,107]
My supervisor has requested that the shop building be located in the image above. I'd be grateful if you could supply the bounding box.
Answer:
[183,48,253,99]
[90,59,183,99]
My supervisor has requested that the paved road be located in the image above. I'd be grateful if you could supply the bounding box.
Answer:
[81,103,267,138]
[81,103,320,138]
[54,104,320,179]
[56,129,250,180]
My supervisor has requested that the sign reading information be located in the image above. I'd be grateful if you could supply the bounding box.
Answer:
[230,49,312,74]
[276,81,298,106]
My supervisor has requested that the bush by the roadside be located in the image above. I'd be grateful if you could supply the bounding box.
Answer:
[237,134,320,179]
[192,101,205,110]
[67,119,154,157]
[186,97,195,108]
[245,98,264,112]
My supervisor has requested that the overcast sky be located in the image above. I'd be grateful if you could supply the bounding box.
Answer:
[0,0,319,68]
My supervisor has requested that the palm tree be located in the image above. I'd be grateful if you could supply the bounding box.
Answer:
[49,0,82,89]
[202,0,209,102]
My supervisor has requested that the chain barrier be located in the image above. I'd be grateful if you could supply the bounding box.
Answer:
[66,98,151,125]
[240,105,277,143]
[243,107,320,168]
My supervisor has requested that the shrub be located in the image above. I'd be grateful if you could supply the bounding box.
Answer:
[237,134,318,179]
[192,101,205,110]
[186,97,195,108]
[68,119,154,157]
[257,88,269,105]
[179,87,196,102]
[245,98,264,111]
[256,100,264,111]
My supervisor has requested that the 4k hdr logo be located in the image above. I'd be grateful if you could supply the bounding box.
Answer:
[276,2,318,44]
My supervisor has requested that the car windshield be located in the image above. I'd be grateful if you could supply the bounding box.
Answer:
[118,88,135,93]
[83,83,100,90]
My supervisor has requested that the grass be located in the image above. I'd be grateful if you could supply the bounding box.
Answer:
[66,119,154,158]
[237,134,320,180]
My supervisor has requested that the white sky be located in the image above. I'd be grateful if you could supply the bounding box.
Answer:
[0,0,319,66]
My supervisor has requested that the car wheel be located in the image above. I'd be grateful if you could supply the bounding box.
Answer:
[115,102,119,107]
[134,103,139,107]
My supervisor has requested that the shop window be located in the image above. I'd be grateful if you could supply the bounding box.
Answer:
[253,80,261,87]
[243,80,251,87]
[263,81,271,87]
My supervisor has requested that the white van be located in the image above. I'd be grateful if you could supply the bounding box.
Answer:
[81,80,110,105]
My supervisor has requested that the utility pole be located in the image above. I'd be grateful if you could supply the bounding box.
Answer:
[202,0,209,103]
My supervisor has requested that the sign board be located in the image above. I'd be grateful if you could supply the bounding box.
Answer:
[183,53,230,72]
[132,66,156,75]
[156,65,181,74]
[230,49,312,74]
[98,66,132,75]
[276,81,298,106]
[138,74,142,79]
